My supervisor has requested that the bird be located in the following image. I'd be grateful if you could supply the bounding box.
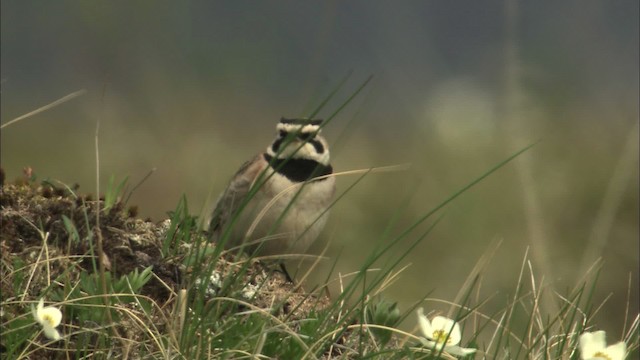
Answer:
[208,117,336,262]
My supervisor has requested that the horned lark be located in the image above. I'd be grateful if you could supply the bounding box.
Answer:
[209,118,336,259]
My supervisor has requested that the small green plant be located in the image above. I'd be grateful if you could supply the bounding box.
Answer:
[50,266,153,325]
[61,215,80,244]
[103,174,128,212]
[163,195,198,258]
[365,297,402,346]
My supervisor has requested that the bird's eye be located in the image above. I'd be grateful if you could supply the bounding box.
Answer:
[279,130,288,138]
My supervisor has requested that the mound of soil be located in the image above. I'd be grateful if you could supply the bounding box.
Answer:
[0,172,329,322]
[0,178,179,302]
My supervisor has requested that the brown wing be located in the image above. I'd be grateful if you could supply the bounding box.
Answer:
[208,155,268,242]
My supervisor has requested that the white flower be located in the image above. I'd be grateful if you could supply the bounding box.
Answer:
[241,283,258,299]
[32,298,62,341]
[194,272,222,296]
[579,330,626,360]
[416,308,476,356]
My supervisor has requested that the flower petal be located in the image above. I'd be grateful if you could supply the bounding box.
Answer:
[416,308,433,339]
[431,316,461,345]
[40,306,62,327]
[419,338,446,352]
[445,345,478,356]
[603,341,627,360]
[43,325,61,341]
[35,299,46,326]
[579,331,607,358]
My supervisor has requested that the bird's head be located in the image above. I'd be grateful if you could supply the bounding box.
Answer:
[266,118,330,166]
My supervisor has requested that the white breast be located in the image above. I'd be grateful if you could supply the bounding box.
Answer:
[230,171,336,256]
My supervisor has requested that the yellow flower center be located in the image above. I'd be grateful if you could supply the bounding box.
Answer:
[432,329,452,344]
[42,314,55,327]
[592,352,611,360]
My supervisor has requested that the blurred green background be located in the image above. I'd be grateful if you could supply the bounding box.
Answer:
[2,1,637,335]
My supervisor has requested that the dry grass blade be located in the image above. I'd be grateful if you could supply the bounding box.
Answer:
[1,89,87,129]
[448,238,502,318]
[372,264,411,296]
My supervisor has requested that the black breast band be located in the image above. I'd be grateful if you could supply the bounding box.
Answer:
[263,154,333,182]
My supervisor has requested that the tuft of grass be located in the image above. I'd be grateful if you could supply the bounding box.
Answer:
[2,158,638,359]
[102,175,128,213]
